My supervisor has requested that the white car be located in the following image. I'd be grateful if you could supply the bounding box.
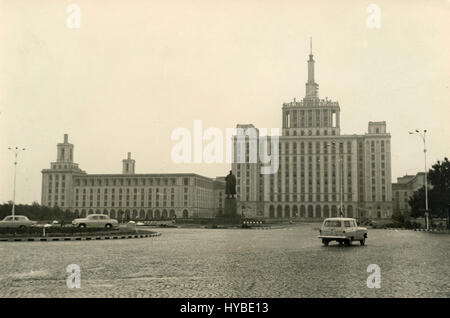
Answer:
[72,214,119,229]
[318,217,368,246]
[0,215,37,228]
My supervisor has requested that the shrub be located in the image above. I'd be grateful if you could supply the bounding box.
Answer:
[0,226,120,237]
[391,212,405,224]
[0,203,75,222]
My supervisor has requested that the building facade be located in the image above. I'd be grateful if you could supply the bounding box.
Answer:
[232,48,393,219]
[41,134,225,219]
[392,172,427,216]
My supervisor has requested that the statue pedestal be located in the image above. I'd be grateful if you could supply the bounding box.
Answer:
[215,197,241,225]
[224,197,237,217]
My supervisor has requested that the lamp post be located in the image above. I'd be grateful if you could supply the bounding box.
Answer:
[409,129,429,230]
[327,142,344,217]
[7,147,26,219]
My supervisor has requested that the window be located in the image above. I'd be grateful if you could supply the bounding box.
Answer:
[324,220,342,227]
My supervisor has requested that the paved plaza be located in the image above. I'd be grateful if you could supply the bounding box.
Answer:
[0,223,448,298]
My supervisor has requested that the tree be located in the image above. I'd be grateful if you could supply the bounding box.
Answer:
[409,157,450,219]
[409,186,426,218]
[0,202,74,221]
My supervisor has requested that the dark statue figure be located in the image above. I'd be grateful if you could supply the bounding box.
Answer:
[225,170,236,198]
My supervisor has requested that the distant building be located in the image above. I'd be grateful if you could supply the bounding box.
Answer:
[232,46,393,219]
[392,172,428,215]
[41,134,225,219]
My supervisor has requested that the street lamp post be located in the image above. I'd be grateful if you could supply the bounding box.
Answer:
[409,129,429,230]
[7,147,26,219]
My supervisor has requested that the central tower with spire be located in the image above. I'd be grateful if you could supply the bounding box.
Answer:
[232,37,393,221]
[281,38,341,136]
[305,37,319,99]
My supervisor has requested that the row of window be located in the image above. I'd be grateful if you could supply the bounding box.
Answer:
[267,204,388,218]
[47,191,221,208]
[72,177,190,187]
[50,163,75,169]
[284,109,337,129]
[74,201,179,208]
[48,175,65,180]
[284,129,337,136]
[268,193,353,202]
[72,209,190,219]
[74,187,183,194]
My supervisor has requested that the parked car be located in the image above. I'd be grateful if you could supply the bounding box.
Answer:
[318,217,368,246]
[0,215,37,228]
[72,214,119,229]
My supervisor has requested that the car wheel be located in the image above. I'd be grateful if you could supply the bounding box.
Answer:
[105,224,112,229]
[322,239,329,246]
[78,224,86,228]
[345,239,351,246]
[360,238,366,246]
[19,225,26,229]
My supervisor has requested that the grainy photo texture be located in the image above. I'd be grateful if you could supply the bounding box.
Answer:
[0,0,449,303]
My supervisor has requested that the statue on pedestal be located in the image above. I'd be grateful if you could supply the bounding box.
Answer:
[225,170,236,198]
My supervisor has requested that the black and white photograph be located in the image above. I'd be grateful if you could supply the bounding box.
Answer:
[0,0,449,308]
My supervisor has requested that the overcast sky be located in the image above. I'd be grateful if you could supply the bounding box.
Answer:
[1,0,449,204]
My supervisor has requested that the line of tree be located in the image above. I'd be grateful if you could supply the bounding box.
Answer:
[0,202,75,221]
[409,157,450,219]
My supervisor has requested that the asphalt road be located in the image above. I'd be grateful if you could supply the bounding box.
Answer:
[0,223,448,297]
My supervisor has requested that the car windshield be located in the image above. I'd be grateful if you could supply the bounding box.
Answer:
[324,220,342,227]
[4,216,13,221]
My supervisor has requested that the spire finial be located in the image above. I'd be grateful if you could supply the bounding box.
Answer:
[305,37,318,99]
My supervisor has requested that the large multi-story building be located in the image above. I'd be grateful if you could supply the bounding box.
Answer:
[41,134,225,219]
[392,172,427,216]
[232,47,393,219]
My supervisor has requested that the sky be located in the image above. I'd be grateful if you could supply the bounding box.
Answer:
[1,0,449,204]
